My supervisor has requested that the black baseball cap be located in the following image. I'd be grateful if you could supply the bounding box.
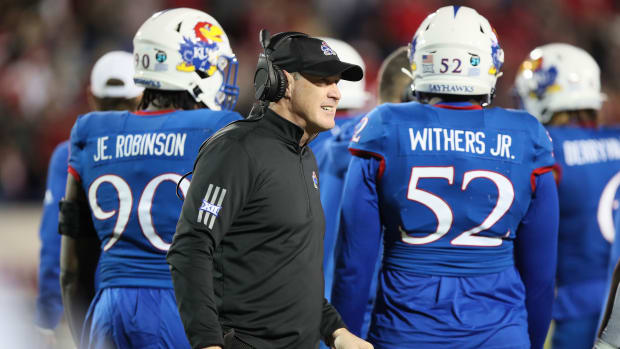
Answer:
[269,34,363,82]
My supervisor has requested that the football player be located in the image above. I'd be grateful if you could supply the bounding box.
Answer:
[514,43,614,349]
[35,50,143,348]
[598,187,620,348]
[321,46,411,342]
[309,38,369,302]
[59,8,241,349]
[332,6,559,348]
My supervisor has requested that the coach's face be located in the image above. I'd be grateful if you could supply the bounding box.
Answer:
[288,72,341,134]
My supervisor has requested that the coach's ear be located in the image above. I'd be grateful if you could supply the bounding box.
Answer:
[282,70,294,100]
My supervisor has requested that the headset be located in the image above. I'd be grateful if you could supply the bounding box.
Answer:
[254,29,308,102]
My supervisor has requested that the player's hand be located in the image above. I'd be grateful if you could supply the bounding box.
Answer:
[34,326,56,349]
[331,328,374,349]
[201,347,222,349]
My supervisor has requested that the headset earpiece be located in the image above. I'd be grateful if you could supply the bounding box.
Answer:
[253,30,308,102]
[253,51,272,101]
[273,66,287,101]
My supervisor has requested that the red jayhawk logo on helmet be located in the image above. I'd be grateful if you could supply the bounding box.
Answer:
[176,21,224,75]
[194,22,223,43]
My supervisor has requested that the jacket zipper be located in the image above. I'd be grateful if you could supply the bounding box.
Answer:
[299,149,312,216]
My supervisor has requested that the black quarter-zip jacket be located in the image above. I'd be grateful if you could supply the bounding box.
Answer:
[167,108,345,349]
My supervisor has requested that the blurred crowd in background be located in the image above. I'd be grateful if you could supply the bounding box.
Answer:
[1,0,619,202]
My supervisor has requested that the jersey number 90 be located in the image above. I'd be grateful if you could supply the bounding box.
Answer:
[88,173,190,251]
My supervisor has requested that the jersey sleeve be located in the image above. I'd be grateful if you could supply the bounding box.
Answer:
[167,135,255,348]
[35,142,69,330]
[348,107,387,160]
[67,114,88,182]
[526,118,555,192]
[331,155,383,336]
[327,116,363,178]
[531,119,555,170]
[514,171,559,349]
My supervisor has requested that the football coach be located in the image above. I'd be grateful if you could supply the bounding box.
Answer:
[167,30,373,349]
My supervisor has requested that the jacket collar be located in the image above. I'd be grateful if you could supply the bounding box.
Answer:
[264,108,305,147]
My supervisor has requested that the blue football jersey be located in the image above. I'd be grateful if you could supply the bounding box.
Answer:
[548,126,620,321]
[68,109,241,289]
[332,102,556,348]
[315,114,380,346]
[35,141,68,330]
[610,187,620,279]
[314,113,365,299]
[310,114,358,156]
[350,102,553,275]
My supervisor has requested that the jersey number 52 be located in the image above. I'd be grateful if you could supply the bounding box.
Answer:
[401,166,514,247]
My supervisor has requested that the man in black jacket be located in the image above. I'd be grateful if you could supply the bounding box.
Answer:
[167,31,373,349]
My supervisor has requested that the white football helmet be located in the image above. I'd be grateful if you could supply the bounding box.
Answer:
[514,43,604,124]
[133,8,239,110]
[408,6,504,102]
[319,37,370,110]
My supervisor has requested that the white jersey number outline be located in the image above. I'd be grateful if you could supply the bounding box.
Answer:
[401,166,514,246]
[88,173,190,251]
[598,171,620,244]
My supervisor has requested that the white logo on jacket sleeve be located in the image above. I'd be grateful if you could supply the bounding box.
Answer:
[200,200,222,216]
[197,184,227,229]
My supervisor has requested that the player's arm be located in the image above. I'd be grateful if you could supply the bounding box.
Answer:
[331,155,383,336]
[514,171,559,349]
[35,144,68,344]
[595,260,620,349]
[59,174,100,345]
[167,138,252,349]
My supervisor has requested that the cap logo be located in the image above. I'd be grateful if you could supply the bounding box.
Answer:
[320,41,336,56]
[176,21,222,75]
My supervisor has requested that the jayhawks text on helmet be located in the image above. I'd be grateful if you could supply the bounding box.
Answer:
[429,84,474,93]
